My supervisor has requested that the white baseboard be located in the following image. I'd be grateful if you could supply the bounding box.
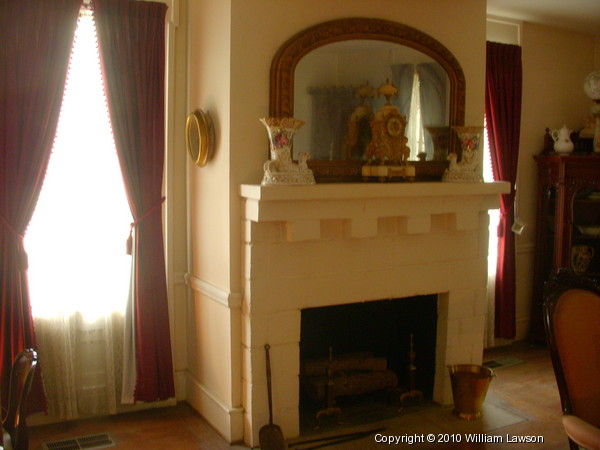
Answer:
[184,370,244,444]
[28,397,177,427]
[174,369,187,401]
[515,316,530,341]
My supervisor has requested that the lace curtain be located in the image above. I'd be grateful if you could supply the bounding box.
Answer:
[33,315,124,418]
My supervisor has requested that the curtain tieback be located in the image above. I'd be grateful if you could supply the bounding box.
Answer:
[126,197,166,255]
[0,212,28,269]
[498,203,516,238]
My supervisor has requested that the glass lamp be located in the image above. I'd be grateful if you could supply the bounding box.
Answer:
[584,70,600,153]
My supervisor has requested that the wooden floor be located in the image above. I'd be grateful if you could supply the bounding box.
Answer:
[475,341,568,449]
[29,341,571,449]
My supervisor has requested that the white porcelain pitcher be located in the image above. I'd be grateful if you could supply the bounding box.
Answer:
[551,125,574,154]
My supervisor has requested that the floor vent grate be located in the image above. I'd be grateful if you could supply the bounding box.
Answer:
[42,433,116,450]
[483,356,524,369]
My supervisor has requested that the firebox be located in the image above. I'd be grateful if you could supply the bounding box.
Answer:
[299,295,437,429]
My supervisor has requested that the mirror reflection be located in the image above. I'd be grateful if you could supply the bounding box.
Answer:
[293,40,450,163]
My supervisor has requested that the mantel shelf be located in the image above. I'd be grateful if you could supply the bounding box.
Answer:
[240,181,510,202]
[241,181,509,233]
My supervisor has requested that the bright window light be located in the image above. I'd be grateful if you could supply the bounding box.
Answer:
[406,70,425,160]
[483,121,500,276]
[25,11,132,321]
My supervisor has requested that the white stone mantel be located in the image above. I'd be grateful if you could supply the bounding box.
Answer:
[242,182,510,240]
[239,181,510,447]
[241,181,509,204]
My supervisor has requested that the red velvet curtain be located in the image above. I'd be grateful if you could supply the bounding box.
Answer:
[0,0,81,415]
[94,0,174,402]
[485,41,523,339]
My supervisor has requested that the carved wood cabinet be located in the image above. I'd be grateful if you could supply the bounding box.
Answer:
[530,154,600,342]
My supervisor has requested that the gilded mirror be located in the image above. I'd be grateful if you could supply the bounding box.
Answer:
[269,18,466,182]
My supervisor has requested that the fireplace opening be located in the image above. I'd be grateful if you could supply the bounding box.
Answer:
[299,295,437,431]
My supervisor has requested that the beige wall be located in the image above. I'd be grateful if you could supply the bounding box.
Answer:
[188,0,232,289]
[514,23,597,339]
[185,0,243,440]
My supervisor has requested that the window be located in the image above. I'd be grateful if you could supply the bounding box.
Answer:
[25,9,131,321]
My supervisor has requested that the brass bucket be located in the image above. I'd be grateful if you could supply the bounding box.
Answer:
[447,364,495,420]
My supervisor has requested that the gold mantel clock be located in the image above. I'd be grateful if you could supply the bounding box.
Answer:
[362,80,415,181]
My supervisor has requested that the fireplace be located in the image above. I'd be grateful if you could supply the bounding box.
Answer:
[240,182,508,447]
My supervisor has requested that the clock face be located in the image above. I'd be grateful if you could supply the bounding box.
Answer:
[386,116,403,137]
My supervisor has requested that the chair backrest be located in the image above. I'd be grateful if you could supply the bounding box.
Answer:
[2,349,38,449]
[544,270,600,428]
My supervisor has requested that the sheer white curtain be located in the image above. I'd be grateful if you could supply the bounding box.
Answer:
[406,70,425,160]
[24,10,131,419]
[391,63,425,160]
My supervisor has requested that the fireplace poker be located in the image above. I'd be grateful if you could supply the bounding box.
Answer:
[314,347,341,430]
[288,427,386,449]
[399,334,423,411]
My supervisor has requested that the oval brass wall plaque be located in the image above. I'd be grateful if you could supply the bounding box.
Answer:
[186,109,214,167]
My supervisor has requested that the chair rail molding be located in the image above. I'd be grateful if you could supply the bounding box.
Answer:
[185,273,243,309]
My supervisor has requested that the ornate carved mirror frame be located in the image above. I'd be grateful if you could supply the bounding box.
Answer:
[269,17,466,182]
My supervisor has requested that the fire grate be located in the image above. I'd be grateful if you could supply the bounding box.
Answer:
[42,433,116,450]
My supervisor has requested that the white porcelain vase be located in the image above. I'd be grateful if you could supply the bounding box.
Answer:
[442,126,483,182]
[260,117,315,185]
